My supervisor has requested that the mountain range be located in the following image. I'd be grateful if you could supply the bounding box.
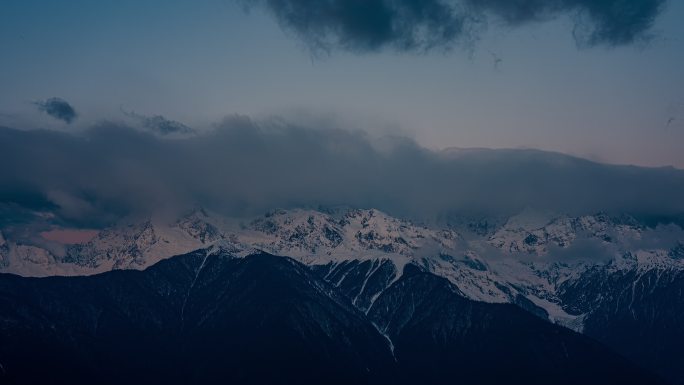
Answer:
[1,207,683,383]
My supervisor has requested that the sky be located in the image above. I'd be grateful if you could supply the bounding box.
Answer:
[1,0,683,168]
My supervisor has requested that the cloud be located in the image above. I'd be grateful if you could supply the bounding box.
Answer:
[33,97,78,124]
[242,0,471,53]
[545,236,615,263]
[620,223,684,250]
[242,0,666,53]
[1,118,683,228]
[121,108,195,136]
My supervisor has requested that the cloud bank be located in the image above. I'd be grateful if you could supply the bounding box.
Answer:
[33,97,78,124]
[243,0,666,53]
[1,117,683,228]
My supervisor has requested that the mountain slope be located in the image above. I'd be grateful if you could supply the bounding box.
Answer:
[0,249,668,385]
[367,264,666,385]
[559,265,684,385]
[0,250,395,385]
[2,207,684,383]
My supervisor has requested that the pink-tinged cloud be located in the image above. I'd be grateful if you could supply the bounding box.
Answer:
[40,229,99,244]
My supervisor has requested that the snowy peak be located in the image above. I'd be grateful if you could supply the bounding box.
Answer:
[238,208,462,263]
[245,209,347,253]
[175,208,224,244]
[488,211,641,255]
[1,214,222,276]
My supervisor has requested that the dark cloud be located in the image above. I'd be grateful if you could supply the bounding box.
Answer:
[243,0,470,52]
[122,109,195,136]
[1,119,683,228]
[33,97,77,124]
[243,0,665,53]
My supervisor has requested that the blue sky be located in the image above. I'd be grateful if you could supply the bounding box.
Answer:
[1,0,683,167]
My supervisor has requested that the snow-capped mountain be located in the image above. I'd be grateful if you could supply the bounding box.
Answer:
[2,207,684,383]
[0,249,662,385]
[1,207,683,330]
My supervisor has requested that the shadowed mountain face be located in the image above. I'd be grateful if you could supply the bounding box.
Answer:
[559,267,684,385]
[0,251,667,385]
[0,251,395,385]
[367,265,664,385]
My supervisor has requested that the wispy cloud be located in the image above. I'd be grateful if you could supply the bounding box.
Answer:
[121,108,194,136]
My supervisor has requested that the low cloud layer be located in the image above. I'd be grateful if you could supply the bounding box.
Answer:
[1,118,683,228]
[243,0,666,52]
[33,97,78,124]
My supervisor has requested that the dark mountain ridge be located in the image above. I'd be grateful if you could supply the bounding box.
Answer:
[0,250,667,385]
